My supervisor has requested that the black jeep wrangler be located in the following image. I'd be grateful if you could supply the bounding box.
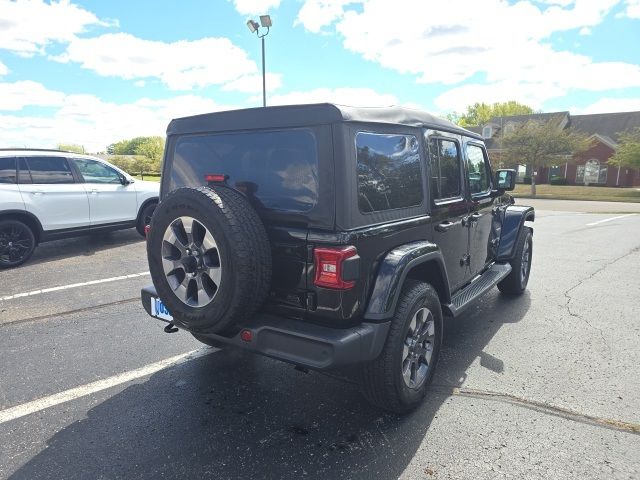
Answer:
[142,104,534,413]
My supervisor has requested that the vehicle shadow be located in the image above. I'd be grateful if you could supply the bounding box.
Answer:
[9,290,530,480]
[26,230,144,267]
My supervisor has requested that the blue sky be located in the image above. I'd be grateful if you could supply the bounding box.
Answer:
[1,0,639,151]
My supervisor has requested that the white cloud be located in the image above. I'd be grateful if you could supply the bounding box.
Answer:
[574,97,640,114]
[0,81,236,151]
[295,0,354,33]
[0,60,8,76]
[0,0,112,56]
[0,80,66,110]
[53,33,258,90]
[623,0,640,17]
[297,0,639,109]
[222,73,282,93]
[261,87,401,107]
[233,0,281,15]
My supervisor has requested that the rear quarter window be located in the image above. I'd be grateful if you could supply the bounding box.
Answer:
[356,132,423,213]
[0,157,17,184]
[169,129,319,212]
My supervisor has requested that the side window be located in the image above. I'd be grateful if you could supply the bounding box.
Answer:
[17,158,32,184]
[26,156,74,184]
[356,132,423,213]
[74,159,121,184]
[429,138,462,200]
[0,157,17,184]
[466,144,491,194]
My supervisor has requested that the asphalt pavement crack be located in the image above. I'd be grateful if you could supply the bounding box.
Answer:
[430,385,640,436]
[561,245,640,355]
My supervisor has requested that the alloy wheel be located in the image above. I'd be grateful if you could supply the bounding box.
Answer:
[0,224,33,265]
[161,216,222,307]
[520,238,531,284]
[402,307,436,389]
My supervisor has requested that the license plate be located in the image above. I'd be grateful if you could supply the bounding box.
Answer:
[150,296,173,321]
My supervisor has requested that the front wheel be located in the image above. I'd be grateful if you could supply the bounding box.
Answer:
[359,280,443,413]
[497,227,533,295]
[136,202,157,237]
[0,220,36,269]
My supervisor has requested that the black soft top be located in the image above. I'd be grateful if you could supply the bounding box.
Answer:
[167,103,481,139]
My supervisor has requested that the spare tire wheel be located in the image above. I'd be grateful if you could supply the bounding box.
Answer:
[147,186,272,333]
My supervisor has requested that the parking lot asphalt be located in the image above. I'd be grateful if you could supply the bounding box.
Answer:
[0,202,639,479]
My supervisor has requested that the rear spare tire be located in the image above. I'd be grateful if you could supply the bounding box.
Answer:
[147,186,271,333]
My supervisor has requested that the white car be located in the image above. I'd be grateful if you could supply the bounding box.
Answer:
[0,149,159,268]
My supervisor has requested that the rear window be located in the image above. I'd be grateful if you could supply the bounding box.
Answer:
[356,132,423,213]
[169,129,318,212]
[0,157,17,184]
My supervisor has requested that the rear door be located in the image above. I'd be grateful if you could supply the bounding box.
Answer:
[426,131,470,292]
[464,141,497,276]
[18,156,90,231]
[0,157,25,212]
[72,158,138,225]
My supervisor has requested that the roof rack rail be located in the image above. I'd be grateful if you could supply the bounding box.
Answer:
[0,148,78,154]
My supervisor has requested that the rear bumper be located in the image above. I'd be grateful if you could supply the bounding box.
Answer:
[141,285,390,370]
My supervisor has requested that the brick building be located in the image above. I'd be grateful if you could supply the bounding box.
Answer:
[469,110,640,187]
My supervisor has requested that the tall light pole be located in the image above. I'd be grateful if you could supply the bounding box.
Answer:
[246,15,272,107]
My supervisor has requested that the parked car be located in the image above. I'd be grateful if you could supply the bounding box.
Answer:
[141,104,534,412]
[0,149,159,268]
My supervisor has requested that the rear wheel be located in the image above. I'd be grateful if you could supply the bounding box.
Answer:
[0,220,36,269]
[360,280,443,413]
[497,227,533,295]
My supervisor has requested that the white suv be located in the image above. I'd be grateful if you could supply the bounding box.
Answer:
[0,149,159,268]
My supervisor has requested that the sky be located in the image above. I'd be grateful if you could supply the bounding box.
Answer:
[1,0,639,152]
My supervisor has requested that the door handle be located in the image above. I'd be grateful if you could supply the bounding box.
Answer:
[463,212,482,227]
[90,189,99,194]
[32,190,45,195]
[436,221,454,232]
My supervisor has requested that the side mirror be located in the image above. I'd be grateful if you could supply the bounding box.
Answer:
[119,174,132,186]
[495,169,516,191]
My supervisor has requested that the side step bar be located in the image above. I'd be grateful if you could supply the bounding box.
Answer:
[442,263,512,317]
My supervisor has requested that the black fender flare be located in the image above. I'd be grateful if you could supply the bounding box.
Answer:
[0,209,44,243]
[364,241,450,321]
[496,205,535,261]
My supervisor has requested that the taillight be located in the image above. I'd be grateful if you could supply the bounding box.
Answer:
[313,246,357,289]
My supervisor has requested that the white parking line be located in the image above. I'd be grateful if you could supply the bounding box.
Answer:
[0,348,213,425]
[0,271,150,301]
[586,214,636,226]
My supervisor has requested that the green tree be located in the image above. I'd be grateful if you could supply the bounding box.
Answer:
[134,136,164,173]
[447,101,534,127]
[501,120,591,196]
[57,143,85,153]
[609,128,640,169]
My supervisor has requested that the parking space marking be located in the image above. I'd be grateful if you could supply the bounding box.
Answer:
[586,214,636,226]
[0,271,150,302]
[0,348,214,425]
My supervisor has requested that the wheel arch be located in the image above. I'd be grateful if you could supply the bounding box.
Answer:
[136,197,159,223]
[0,210,43,244]
[364,241,451,321]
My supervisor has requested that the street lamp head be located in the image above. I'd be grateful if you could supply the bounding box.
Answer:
[246,19,259,33]
[259,15,272,28]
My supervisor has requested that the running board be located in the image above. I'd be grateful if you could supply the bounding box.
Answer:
[442,263,512,317]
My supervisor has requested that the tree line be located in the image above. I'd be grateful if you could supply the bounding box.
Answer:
[57,137,165,179]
